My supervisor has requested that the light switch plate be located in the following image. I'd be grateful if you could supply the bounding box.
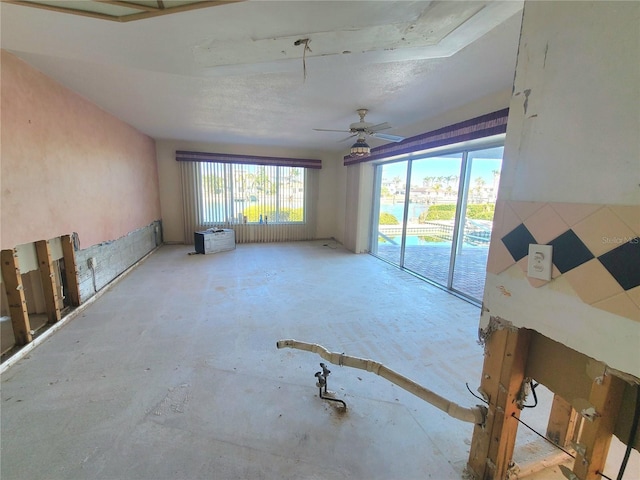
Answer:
[527,244,553,281]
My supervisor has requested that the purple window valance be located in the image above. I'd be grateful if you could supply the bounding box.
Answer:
[343,108,509,166]
[176,150,322,169]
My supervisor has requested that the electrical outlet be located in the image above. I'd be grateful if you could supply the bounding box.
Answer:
[88,257,97,269]
[527,244,552,281]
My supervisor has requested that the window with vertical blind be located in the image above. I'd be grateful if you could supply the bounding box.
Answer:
[177,150,320,244]
[199,162,306,225]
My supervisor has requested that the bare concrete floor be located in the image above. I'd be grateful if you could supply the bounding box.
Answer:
[1,242,637,479]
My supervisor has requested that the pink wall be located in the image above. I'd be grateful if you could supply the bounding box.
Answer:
[1,51,161,249]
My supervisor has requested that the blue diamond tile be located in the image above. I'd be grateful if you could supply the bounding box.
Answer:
[502,223,536,262]
[598,238,640,290]
[549,229,594,273]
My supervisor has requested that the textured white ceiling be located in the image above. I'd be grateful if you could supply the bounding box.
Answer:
[1,1,523,153]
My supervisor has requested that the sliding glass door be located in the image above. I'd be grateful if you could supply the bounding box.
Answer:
[372,161,408,266]
[402,153,463,287]
[451,147,503,299]
[370,144,503,304]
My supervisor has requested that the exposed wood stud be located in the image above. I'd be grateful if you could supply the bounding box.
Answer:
[467,326,509,479]
[490,328,531,480]
[467,325,531,480]
[1,249,33,346]
[35,240,61,324]
[547,393,579,448]
[61,235,81,307]
[572,373,625,480]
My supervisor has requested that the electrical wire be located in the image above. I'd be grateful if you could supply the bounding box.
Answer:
[294,38,311,81]
[466,382,489,405]
[89,264,97,292]
[511,412,616,480]
[599,470,614,480]
[522,380,539,408]
[302,40,311,81]
[468,382,628,480]
[510,412,576,459]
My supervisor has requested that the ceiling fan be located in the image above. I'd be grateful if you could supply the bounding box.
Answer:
[313,109,406,147]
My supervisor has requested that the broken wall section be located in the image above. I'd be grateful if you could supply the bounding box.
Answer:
[74,221,162,303]
[1,221,161,358]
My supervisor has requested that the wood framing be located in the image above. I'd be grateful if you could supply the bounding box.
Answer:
[35,240,61,324]
[1,249,33,346]
[527,332,640,452]
[547,393,579,448]
[468,327,508,478]
[467,324,531,480]
[60,235,81,307]
[572,373,625,480]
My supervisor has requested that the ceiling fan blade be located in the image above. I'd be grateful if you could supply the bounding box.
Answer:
[371,132,405,143]
[368,122,392,132]
[338,133,358,142]
[313,128,352,133]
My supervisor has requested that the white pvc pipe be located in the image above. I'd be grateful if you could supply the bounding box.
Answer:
[277,339,486,425]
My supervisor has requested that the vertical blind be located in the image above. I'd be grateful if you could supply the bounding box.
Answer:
[180,161,318,244]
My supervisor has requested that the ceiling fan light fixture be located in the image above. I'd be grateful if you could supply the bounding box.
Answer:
[350,138,370,157]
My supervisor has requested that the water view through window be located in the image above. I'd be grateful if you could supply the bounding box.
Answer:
[371,145,503,303]
[199,163,305,225]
